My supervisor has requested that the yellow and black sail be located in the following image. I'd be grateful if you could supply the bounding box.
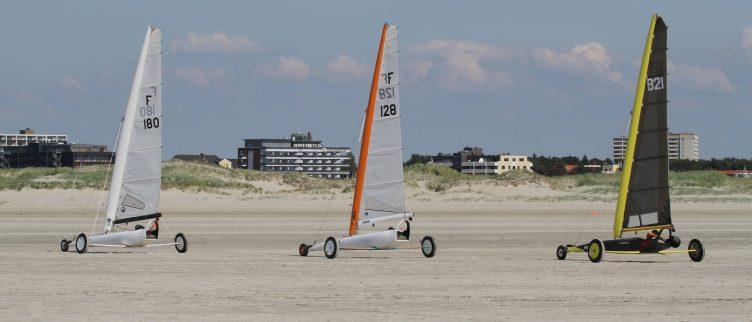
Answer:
[614,15,671,238]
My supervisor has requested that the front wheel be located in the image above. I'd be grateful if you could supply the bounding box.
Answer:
[60,239,69,252]
[299,244,309,257]
[174,233,188,253]
[75,233,88,254]
[421,236,436,258]
[324,237,338,259]
[688,239,704,262]
[556,245,567,260]
[588,239,604,263]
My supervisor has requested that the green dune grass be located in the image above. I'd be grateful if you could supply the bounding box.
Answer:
[0,161,750,201]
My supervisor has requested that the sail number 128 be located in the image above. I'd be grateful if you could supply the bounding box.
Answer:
[380,104,397,117]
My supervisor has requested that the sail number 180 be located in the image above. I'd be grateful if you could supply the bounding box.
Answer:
[646,76,664,92]
[144,117,160,129]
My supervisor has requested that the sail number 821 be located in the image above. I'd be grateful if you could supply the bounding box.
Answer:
[646,76,664,92]
[380,104,397,117]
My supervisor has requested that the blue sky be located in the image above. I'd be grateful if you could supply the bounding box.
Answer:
[1,1,750,159]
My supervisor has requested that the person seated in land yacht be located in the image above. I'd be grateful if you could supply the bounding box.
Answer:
[134,214,160,239]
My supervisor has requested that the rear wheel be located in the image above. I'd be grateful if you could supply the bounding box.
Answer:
[324,237,337,259]
[556,245,567,260]
[421,236,436,258]
[174,233,188,253]
[688,239,704,262]
[299,244,309,257]
[75,233,88,254]
[588,239,604,263]
[60,239,69,252]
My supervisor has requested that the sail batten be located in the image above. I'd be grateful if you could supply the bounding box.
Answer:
[104,27,163,232]
[614,15,671,237]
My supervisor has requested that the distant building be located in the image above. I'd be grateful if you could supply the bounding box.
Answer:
[173,153,222,164]
[496,154,533,173]
[218,159,232,169]
[564,164,579,174]
[428,153,453,167]
[669,132,700,161]
[237,132,353,179]
[613,132,699,161]
[429,147,532,175]
[0,128,67,147]
[718,170,752,178]
[602,163,621,174]
[0,143,112,168]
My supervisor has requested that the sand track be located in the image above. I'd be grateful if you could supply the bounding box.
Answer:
[1,203,750,321]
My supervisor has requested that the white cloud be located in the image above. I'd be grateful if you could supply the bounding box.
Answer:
[325,54,369,82]
[411,39,517,89]
[408,60,435,78]
[531,41,624,84]
[171,32,263,54]
[668,62,735,92]
[742,27,752,52]
[263,56,311,80]
[410,39,624,90]
[58,77,84,91]
[174,67,228,89]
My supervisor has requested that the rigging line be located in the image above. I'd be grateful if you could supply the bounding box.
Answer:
[313,108,364,243]
[91,119,123,235]
[574,199,596,245]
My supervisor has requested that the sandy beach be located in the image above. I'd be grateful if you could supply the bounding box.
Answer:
[0,189,750,321]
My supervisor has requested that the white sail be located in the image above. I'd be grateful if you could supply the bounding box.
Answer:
[104,26,163,231]
[361,25,405,221]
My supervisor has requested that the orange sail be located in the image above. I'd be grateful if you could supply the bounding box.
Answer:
[349,23,389,236]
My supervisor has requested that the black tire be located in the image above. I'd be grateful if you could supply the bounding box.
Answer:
[688,239,704,262]
[60,239,69,252]
[324,237,338,259]
[174,233,188,253]
[668,235,681,248]
[556,245,567,260]
[134,224,145,230]
[75,233,88,254]
[421,236,436,258]
[299,244,309,257]
[587,239,604,263]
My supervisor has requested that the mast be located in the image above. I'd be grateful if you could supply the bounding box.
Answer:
[104,27,154,232]
[613,15,657,239]
[349,23,389,236]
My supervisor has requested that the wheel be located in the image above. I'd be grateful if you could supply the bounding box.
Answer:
[324,237,338,259]
[174,233,188,253]
[668,235,681,248]
[60,239,69,252]
[134,224,145,230]
[556,245,567,260]
[299,244,309,257]
[421,236,436,258]
[75,233,88,254]
[587,239,604,263]
[688,239,704,262]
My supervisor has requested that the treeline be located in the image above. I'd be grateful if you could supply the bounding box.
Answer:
[669,158,752,171]
[529,154,611,176]
[405,153,752,176]
[531,155,752,175]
